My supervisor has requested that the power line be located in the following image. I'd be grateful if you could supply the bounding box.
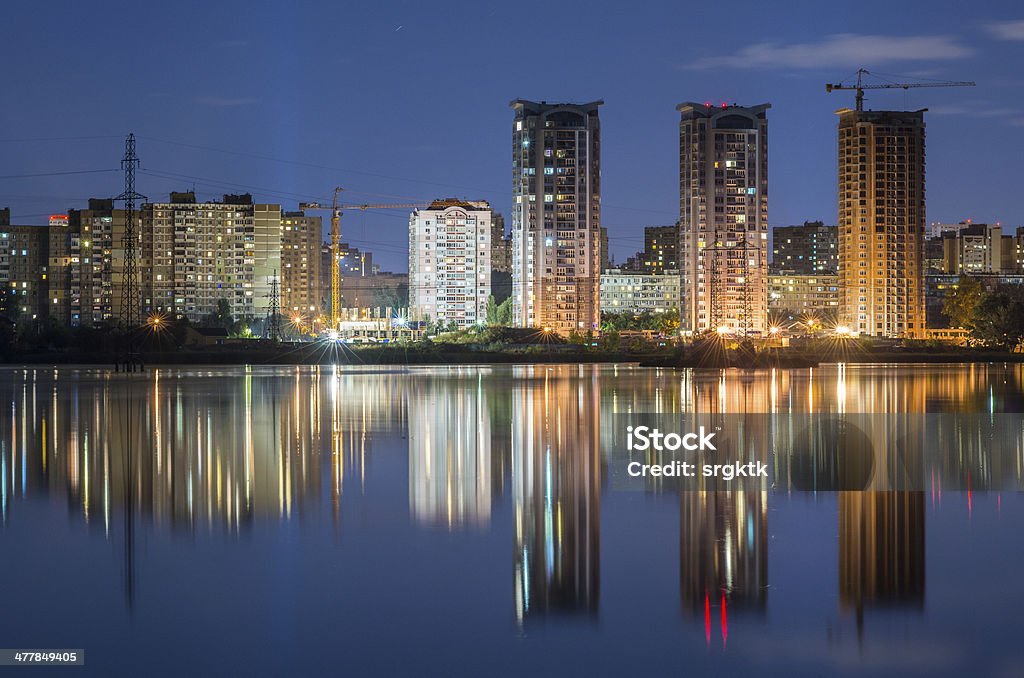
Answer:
[0,135,124,143]
[0,168,120,180]
[138,134,677,217]
[138,135,508,197]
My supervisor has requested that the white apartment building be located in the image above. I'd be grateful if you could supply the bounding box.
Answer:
[409,199,492,328]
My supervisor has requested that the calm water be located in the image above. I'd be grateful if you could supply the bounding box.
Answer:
[1,364,1023,677]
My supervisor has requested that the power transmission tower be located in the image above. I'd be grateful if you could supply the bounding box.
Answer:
[707,244,724,332]
[114,133,146,328]
[740,240,752,337]
[265,270,282,341]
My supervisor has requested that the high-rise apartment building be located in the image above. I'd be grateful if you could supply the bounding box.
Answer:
[64,199,128,326]
[0,223,48,320]
[511,100,602,334]
[600,227,610,272]
[46,214,73,323]
[641,225,679,274]
[140,192,281,323]
[490,213,511,274]
[490,213,513,303]
[409,199,492,327]
[280,210,322,317]
[678,102,770,336]
[771,221,838,274]
[837,109,925,338]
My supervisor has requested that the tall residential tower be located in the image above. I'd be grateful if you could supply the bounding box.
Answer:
[837,109,925,338]
[409,199,492,328]
[678,102,770,336]
[511,100,602,334]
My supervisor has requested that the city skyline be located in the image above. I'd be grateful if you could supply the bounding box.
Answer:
[3,2,1023,274]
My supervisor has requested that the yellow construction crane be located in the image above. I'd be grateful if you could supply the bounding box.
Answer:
[826,68,975,111]
[300,189,429,332]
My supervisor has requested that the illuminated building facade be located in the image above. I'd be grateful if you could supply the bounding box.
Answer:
[768,274,839,316]
[0,222,48,320]
[511,100,602,334]
[280,210,322,317]
[409,199,492,327]
[940,223,1015,274]
[837,109,926,338]
[490,212,511,274]
[678,102,770,336]
[640,225,679,273]
[599,269,681,315]
[771,221,837,274]
[66,199,128,326]
[140,192,282,322]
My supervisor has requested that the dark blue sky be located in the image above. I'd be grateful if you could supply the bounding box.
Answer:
[2,0,1022,271]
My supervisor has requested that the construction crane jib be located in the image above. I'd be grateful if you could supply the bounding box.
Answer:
[299,189,428,333]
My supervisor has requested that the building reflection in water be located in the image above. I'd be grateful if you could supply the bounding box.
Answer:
[677,369,771,644]
[0,366,413,534]
[680,490,768,643]
[839,491,926,640]
[1,363,1022,633]
[512,365,602,625]
[407,370,492,529]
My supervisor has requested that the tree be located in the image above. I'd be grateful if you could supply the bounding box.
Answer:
[600,310,678,334]
[203,298,238,334]
[971,284,1024,351]
[943,276,985,332]
[485,296,513,326]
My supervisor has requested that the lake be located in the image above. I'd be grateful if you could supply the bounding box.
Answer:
[1,364,1022,677]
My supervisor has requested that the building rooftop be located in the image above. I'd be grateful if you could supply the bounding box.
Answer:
[422,198,490,211]
[676,102,770,117]
[509,99,604,114]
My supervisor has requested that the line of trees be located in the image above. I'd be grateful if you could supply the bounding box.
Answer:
[943,277,1024,351]
[600,310,679,334]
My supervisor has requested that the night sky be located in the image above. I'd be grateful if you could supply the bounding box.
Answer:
[2,0,1022,271]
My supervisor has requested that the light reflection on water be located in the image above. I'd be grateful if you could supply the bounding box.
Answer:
[1,363,1022,677]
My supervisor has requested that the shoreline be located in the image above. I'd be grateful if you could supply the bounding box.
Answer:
[3,346,1023,368]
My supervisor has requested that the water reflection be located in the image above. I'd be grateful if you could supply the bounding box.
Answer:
[408,371,492,529]
[839,491,926,616]
[1,363,1023,670]
[512,366,603,623]
[680,490,768,641]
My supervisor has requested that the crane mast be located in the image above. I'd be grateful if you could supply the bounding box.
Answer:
[330,187,342,331]
[298,190,430,336]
